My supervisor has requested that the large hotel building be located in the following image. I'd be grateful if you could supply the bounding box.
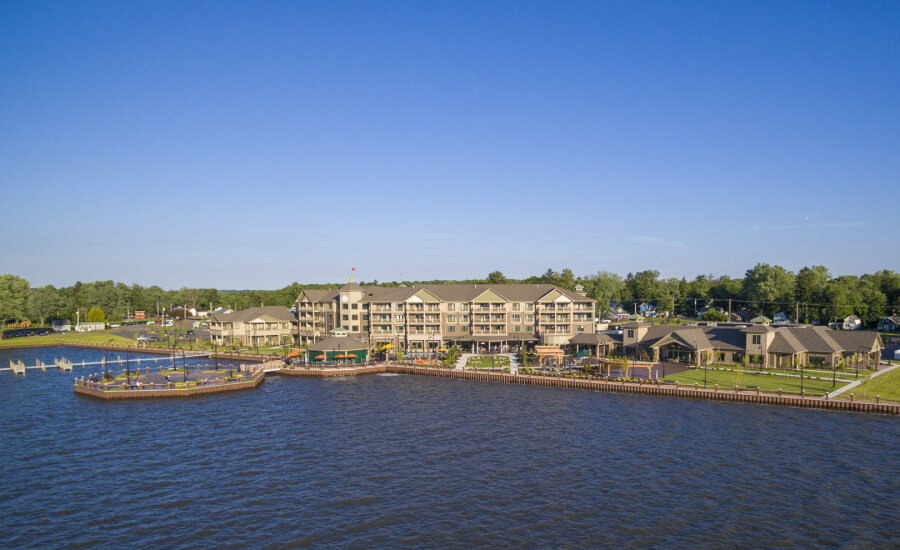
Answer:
[296,278,596,352]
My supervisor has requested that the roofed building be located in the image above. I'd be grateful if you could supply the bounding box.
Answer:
[296,277,596,353]
[208,306,297,347]
[618,321,882,369]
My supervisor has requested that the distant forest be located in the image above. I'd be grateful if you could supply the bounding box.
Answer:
[0,264,898,328]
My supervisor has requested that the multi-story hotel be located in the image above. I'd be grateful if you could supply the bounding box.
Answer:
[296,279,596,352]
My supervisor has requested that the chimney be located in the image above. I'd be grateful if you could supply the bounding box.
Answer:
[575,284,586,296]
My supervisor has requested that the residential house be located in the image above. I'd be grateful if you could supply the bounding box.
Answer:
[841,315,862,330]
[773,312,790,324]
[208,306,297,347]
[51,320,72,332]
[75,322,106,332]
[877,316,900,331]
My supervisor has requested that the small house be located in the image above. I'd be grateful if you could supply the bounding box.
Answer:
[841,315,862,330]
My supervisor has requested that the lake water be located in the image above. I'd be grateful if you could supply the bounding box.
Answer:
[1,347,898,548]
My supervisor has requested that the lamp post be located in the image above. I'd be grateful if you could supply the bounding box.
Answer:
[214,342,219,371]
[182,349,188,383]
[125,349,131,385]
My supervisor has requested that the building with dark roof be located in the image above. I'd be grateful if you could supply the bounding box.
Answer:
[296,276,595,352]
[209,306,297,347]
[618,321,882,369]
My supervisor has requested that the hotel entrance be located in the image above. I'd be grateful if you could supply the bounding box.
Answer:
[660,343,694,364]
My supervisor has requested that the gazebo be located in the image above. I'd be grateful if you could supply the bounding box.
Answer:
[534,345,564,367]
[306,333,369,364]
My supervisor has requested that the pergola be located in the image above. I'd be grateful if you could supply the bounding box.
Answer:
[534,345,564,367]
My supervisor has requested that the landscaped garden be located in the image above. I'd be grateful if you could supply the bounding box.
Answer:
[660,367,852,396]
[466,355,510,369]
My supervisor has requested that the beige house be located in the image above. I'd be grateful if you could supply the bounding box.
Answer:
[208,306,297,347]
[297,279,596,352]
[618,321,882,369]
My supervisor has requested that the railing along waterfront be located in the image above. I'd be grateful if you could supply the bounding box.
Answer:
[377,365,899,415]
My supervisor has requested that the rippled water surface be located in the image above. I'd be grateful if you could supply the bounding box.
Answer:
[1,347,898,548]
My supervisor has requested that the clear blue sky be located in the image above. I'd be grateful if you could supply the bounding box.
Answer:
[1,1,897,289]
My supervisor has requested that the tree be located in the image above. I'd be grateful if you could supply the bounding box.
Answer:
[794,266,829,322]
[486,271,507,284]
[584,271,625,316]
[701,309,727,322]
[28,285,65,326]
[743,263,795,315]
[0,274,30,339]
[86,307,106,323]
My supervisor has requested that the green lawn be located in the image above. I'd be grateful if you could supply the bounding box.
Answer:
[842,367,900,403]
[0,331,135,348]
[466,355,510,369]
[661,367,850,396]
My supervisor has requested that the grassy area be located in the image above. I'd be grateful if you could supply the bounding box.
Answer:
[466,355,510,369]
[0,331,135,348]
[706,364,865,381]
[842,367,900,403]
[661,367,850,396]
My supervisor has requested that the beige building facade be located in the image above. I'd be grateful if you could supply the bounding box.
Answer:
[208,306,297,347]
[297,281,596,352]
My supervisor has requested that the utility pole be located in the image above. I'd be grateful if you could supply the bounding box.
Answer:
[728,298,732,320]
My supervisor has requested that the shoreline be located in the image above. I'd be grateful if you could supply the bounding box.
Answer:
[5,343,896,413]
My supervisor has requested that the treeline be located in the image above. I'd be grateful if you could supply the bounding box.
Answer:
[364,264,900,325]
[0,277,314,328]
[0,264,898,329]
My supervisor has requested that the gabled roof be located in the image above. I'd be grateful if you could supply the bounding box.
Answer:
[209,306,296,323]
[307,335,369,352]
[300,283,596,304]
[569,333,617,346]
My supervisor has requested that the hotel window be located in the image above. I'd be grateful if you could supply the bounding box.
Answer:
[525,314,533,322]
[448,326,455,333]
[396,315,404,322]
[448,314,455,322]
[352,304,358,310]
[513,303,520,311]
[526,303,533,310]
[514,325,520,332]
[577,325,584,331]
[512,314,520,322]
[627,329,634,338]
[525,325,532,332]
[752,335,761,345]
[448,303,455,311]
[461,304,469,311]
[461,326,469,332]
[342,314,349,321]
[352,325,358,331]
[461,315,469,322]
[352,315,358,321]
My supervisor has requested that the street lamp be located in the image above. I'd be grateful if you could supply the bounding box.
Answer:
[125,349,131,385]
[182,349,188,383]
[214,342,219,371]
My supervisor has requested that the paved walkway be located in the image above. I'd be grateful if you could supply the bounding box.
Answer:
[828,363,899,398]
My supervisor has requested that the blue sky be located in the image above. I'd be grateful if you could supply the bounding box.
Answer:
[1,1,897,289]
